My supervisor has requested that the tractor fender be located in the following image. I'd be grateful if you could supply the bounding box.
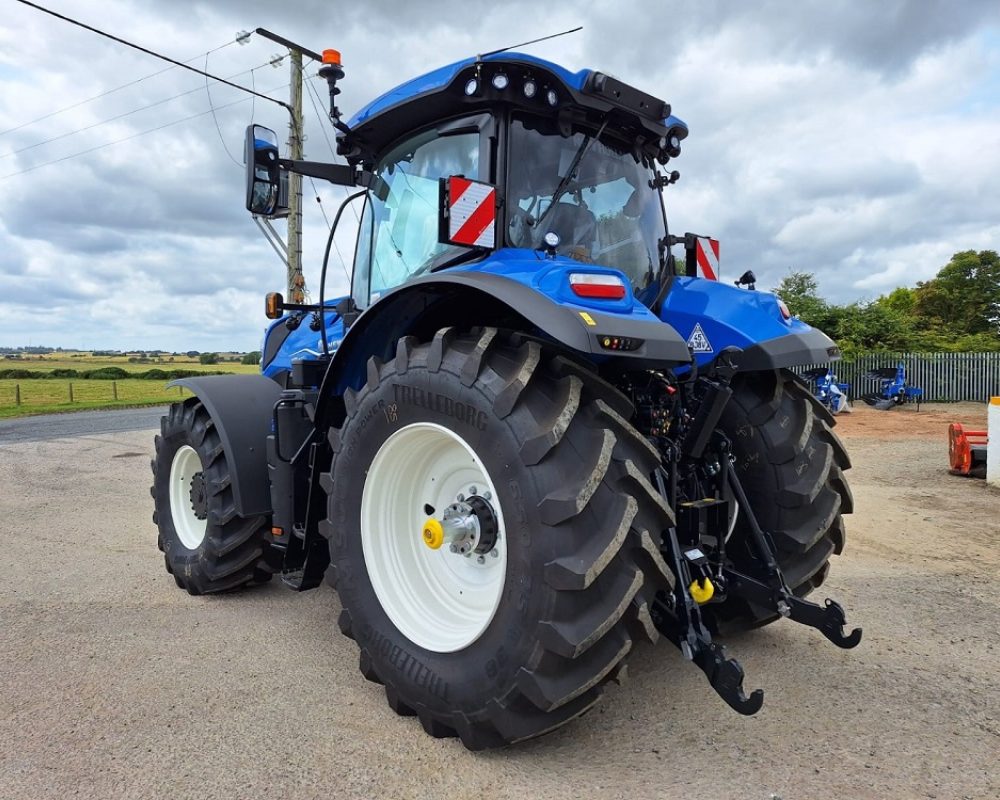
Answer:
[660,276,841,371]
[315,270,692,423]
[735,328,841,372]
[167,374,282,517]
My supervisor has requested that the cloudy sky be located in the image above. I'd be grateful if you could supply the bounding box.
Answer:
[1,0,998,351]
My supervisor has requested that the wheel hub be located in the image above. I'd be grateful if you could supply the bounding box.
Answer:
[361,422,508,652]
[189,471,208,520]
[423,491,500,563]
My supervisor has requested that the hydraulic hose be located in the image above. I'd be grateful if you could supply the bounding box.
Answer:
[319,189,368,357]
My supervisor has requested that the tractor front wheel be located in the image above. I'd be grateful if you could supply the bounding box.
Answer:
[322,329,674,749]
[151,400,279,594]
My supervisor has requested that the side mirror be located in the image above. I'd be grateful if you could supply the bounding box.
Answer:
[244,125,287,217]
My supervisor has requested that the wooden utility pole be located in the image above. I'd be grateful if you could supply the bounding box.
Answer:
[287,49,305,303]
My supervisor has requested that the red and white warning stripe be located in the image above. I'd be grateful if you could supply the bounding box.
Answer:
[447,176,496,248]
[695,237,720,281]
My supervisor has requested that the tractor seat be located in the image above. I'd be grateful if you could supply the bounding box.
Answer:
[544,202,597,259]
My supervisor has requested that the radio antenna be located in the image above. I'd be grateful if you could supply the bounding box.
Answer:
[478,26,583,60]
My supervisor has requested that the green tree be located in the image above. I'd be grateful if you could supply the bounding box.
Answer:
[875,286,917,317]
[914,250,1000,336]
[774,271,835,329]
[241,351,262,366]
[199,352,219,365]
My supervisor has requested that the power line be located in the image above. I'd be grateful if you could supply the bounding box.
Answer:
[205,51,243,167]
[299,63,357,280]
[0,37,238,138]
[1,61,274,160]
[0,84,289,180]
[301,62,362,226]
[14,0,289,112]
[303,69,337,160]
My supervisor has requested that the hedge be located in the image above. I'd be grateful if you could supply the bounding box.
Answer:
[0,368,230,380]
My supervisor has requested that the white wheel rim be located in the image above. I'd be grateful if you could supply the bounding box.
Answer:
[169,445,207,550]
[361,422,507,653]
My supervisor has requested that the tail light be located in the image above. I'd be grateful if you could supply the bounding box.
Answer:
[569,273,626,300]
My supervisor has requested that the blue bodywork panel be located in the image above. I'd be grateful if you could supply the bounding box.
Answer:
[261,301,347,381]
[347,52,688,136]
[260,252,830,388]
[260,250,665,384]
[660,277,808,368]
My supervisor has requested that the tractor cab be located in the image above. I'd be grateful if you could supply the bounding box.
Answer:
[249,53,689,309]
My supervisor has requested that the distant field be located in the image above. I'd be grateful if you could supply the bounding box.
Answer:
[2,353,258,375]
[0,352,258,418]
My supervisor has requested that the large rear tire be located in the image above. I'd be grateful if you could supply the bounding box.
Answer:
[151,400,279,595]
[708,369,853,630]
[322,329,674,749]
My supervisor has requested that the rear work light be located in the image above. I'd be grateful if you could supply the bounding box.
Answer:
[569,273,627,300]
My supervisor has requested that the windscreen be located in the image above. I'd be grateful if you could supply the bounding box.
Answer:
[506,113,665,294]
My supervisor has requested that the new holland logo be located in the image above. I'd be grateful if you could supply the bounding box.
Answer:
[687,323,713,353]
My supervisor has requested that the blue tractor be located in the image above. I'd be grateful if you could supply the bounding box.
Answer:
[151,45,859,749]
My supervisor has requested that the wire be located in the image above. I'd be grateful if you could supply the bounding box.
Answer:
[308,175,351,284]
[1,61,273,160]
[303,72,337,160]
[14,0,289,112]
[302,61,361,225]
[478,26,583,58]
[205,51,243,167]
[0,37,237,138]
[0,84,289,180]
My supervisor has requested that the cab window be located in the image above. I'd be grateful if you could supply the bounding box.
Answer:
[352,126,481,306]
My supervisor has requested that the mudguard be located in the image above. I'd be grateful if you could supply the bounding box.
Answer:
[166,374,282,517]
[317,268,693,406]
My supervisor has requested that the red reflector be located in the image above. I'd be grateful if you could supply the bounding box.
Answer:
[569,273,626,300]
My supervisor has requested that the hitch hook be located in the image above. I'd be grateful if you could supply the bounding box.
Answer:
[695,641,764,716]
[809,598,863,649]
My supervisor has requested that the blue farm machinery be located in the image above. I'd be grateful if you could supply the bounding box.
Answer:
[861,362,923,410]
[803,367,851,415]
[151,41,860,748]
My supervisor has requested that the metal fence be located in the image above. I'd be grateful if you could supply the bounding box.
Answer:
[796,352,1000,403]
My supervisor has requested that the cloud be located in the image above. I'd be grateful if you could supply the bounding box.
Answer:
[0,0,997,350]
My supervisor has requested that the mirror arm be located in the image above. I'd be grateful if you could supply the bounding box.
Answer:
[277,158,370,187]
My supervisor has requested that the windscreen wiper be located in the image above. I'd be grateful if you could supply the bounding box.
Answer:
[533,116,611,232]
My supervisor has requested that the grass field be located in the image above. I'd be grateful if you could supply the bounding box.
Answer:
[0,353,258,418]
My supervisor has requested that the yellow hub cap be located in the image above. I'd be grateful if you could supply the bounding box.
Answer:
[422,518,444,550]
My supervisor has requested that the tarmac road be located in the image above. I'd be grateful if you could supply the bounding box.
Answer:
[0,406,166,443]
[0,406,997,799]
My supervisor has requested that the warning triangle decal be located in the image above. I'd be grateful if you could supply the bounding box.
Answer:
[687,323,713,354]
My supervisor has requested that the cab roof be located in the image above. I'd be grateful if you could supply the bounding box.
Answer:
[339,52,687,166]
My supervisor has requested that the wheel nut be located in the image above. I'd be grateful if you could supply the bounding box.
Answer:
[490,549,499,558]
[457,493,465,502]
[483,491,491,501]
[449,543,458,553]
[469,486,478,495]
[476,555,486,565]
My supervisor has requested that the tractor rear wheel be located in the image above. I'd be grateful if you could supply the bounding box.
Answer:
[707,369,853,631]
[322,329,674,749]
[151,399,279,594]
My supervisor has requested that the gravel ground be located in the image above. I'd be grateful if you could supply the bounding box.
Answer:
[0,404,998,799]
